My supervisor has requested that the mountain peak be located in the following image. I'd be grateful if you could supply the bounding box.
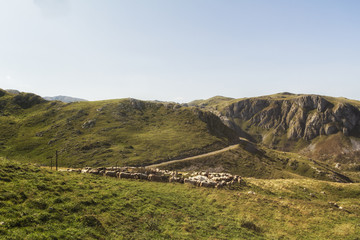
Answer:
[43,95,88,103]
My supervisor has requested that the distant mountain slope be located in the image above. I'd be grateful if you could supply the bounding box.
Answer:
[0,88,238,167]
[5,89,20,95]
[43,95,88,103]
[192,93,360,173]
[221,94,360,141]
[1,88,358,182]
[187,95,234,108]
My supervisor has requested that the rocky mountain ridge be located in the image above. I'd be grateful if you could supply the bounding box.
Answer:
[1,88,359,181]
[211,94,360,142]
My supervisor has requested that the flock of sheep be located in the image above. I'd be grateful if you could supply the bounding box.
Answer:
[65,167,244,189]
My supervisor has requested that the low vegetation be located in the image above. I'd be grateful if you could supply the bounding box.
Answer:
[157,143,354,183]
[1,158,359,239]
[0,89,237,167]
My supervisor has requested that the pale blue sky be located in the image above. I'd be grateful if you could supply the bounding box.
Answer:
[1,0,360,102]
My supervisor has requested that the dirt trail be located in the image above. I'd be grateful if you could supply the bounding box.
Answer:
[146,144,239,168]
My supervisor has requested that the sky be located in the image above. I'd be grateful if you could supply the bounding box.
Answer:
[1,0,360,103]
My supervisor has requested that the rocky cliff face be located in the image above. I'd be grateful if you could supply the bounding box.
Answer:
[221,95,360,142]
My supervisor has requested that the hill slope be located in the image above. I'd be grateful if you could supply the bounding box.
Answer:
[190,93,360,172]
[1,158,359,239]
[152,140,353,183]
[1,88,358,182]
[0,89,238,167]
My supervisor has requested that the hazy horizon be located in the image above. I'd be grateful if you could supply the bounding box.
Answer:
[5,87,360,104]
[1,1,360,102]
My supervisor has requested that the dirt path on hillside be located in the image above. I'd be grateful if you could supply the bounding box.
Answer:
[145,144,239,168]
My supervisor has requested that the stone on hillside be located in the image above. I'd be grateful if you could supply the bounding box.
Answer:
[129,98,145,110]
[324,124,338,135]
[82,119,96,129]
[334,163,341,169]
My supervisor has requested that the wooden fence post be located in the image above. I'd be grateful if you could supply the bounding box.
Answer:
[56,150,58,171]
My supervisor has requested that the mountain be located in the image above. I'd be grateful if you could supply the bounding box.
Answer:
[0,88,358,182]
[0,88,238,168]
[4,89,87,103]
[1,91,359,239]
[187,95,234,108]
[43,95,88,103]
[5,89,21,95]
[189,93,360,180]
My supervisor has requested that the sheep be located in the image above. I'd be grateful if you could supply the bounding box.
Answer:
[89,169,100,175]
[104,171,117,177]
[184,178,198,186]
[132,173,148,180]
[118,172,132,179]
[148,174,169,182]
[169,177,183,183]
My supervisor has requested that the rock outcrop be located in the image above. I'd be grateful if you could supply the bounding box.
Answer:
[221,95,360,141]
[12,93,46,109]
[82,119,97,129]
[194,109,240,144]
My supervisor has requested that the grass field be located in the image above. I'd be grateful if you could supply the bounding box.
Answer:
[1,158,359,239]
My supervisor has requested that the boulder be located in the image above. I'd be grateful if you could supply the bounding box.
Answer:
[324,124,338,135]
[82,119,96,129]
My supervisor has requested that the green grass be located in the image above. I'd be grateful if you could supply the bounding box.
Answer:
[187,96,235,110]
[1,89,358,183]
[0,90,237,167]
[1,158,359,239]
[157,144,353,182]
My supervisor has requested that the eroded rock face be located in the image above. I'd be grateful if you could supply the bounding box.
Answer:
[129,98,145,110]
[194,109,240,143]
[222,95,360,141]
[296,95,331,112]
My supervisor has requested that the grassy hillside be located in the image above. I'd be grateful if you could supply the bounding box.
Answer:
[1,158,359,239]
[156,141,355,182]
[1,89,357,182]
[0,89,237,167]
[187,96,234,109]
